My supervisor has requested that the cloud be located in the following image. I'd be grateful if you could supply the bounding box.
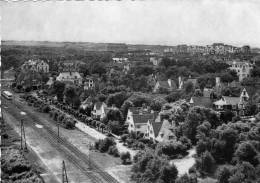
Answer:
[1,0,260,47]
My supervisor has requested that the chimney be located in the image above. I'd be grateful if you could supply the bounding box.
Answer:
[168,79,172,88]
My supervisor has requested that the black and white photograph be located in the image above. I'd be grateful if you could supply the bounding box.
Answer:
[1,0,260,183]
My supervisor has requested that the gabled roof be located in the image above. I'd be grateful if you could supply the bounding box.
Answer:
[190,97,213,108]
[157,80,177,89]
[133,113,155,124]
[214,96,240,106]
[223,96,240,105]
[151,120,163,137]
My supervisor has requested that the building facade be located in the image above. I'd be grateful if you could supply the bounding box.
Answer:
[229,61,254,81]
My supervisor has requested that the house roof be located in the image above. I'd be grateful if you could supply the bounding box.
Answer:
[223,96,240,105]
[203,88,213,98]
[214,96,240,106]
[190,97,213,108]
[95,102,106,110]
[129,107,152,115]
[157,80,177,89]
[151,120,163,137]
[133,113,155,124]
[185,78,197,86]
[57,72,82,80]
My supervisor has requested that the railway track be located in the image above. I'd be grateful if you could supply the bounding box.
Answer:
[2,98,119,183]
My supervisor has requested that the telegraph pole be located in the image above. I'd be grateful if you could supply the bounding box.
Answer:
[62,160,69,183]
[20,119,27,150]
[88,142,91,170]
[57,121,60,143]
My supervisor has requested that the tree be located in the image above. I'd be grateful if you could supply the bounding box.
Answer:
[159,164,178,183]
[184,82,194,94]
[63,86,77,104]
[199,151,215,174]
[72,97,81,109]
[120,152,131,165]
[217,166,232,183]
[107,120,124,135]
[106,92,129,108]
[105,109,124,124]
[229,162,256,183]
[52,81,65,102]
[90,62,106,76]
[251,66,260,77]
[234,142,258,166]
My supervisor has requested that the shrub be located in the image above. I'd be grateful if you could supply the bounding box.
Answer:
[120,151,131,165]
[108,145,120,157]
[63,117,75,129]
[57,114,65,123]
[98,137,116,153]
[42,105,50,113]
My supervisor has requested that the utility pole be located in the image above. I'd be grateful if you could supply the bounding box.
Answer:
[62,160,69,183]
[88,142,91,170]
[20,119,27,150]
[57,121,60,143]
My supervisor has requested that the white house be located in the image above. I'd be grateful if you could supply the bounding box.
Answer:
[146,118,176,143]
[112,57,128,63]
[229,61,254,82]
[56,72,83,85]
[92,102,107,120]
[21,59,49,73]
[213,88,249,115]
[84,77,95,90]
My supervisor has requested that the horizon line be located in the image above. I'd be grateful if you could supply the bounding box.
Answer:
[2,39,258,48]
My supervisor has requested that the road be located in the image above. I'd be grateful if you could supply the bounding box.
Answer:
[2,96,119,183]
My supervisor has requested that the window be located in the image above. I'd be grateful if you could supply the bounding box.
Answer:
[160,133,164,138]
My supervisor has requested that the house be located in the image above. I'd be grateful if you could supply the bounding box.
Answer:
[213,88,249,116]
[2,67,16,87]
[153,79,177,93]
[127,113,156,134]
[58,61,80,72]
[46,77,54,88]
[150,57,162,66]
[146,117,176,143]
[92,102,107,120]
[126,106,156,134]
[21,59,49,73]
[229,61,254,82]
[16,70,43,89]
[56,72,82,86]
[112,57,128,63]
[80,97,94,110]
[83,77,95,90]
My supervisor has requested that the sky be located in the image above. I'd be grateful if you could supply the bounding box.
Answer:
[1,0,260,47]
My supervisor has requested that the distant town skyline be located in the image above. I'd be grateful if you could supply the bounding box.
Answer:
[2,0,260,47]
